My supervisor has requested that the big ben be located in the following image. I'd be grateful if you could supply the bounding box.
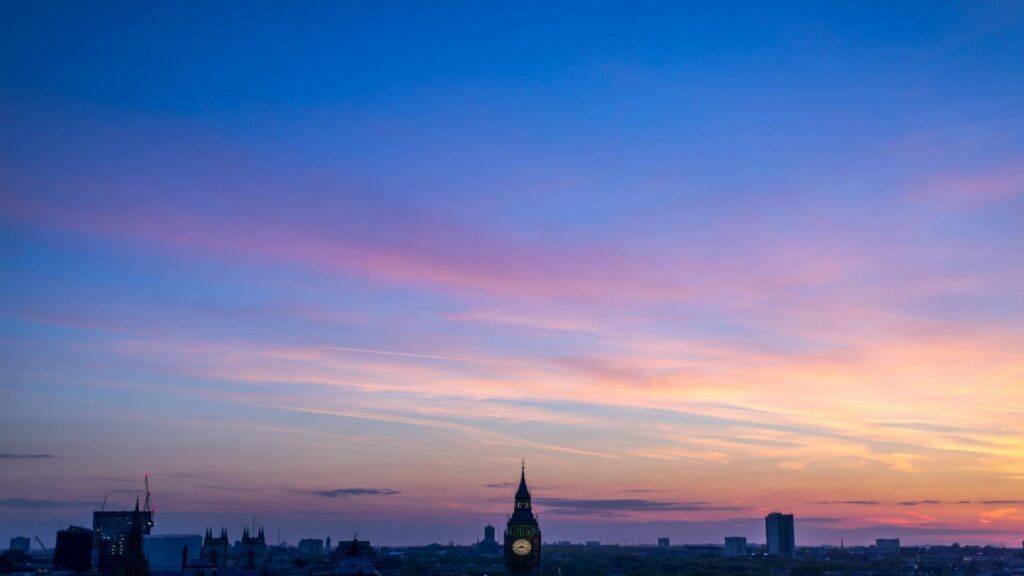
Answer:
[504,462,541,575]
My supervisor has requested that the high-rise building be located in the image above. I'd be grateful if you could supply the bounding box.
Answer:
[504,462,541,576]
[657,538,670,548]
[8,537,30,554]
[94,508,155,573]
[54,527,94,572]
[298,539,324,557]
[724,536,747,558]
[114,500,151,576]
[765,513,795,558]
[479,525,500,554]
[94,511,155,536]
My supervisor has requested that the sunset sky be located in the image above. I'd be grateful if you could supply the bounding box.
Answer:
[2,1,1024,547]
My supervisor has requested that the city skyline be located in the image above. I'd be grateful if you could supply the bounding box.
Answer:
[3,1,1024,547]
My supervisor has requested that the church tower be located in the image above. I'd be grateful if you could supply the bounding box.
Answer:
[504,461,541,576]
[114,500,151,576]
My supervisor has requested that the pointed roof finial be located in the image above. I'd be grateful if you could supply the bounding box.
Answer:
[515,460,531,501]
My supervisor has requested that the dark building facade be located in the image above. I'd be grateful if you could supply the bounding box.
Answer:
[765,512,796,558]
[8,537,30,554]
[298,539,323,557]
[54,527,94,573]
[724,536,748,558]
[504,463,541,576]
[94,508,155,573]
[479,524,500,554]
[336,537,377,576]
[113,501,151,576]
[236,527,266,570]
[201,528,229,568]
[94,510,155,536]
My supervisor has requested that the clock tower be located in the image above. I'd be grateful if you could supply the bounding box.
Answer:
[504,461,541,576]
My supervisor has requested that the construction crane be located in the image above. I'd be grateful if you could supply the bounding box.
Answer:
[143,474,156,529]
[34,536,48,554]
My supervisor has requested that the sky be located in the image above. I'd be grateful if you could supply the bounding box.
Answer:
[1,0,1024,548]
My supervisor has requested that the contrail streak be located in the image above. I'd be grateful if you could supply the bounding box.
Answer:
[320,345,485,364]
[319,344,551,372]
[944,369,1024,399]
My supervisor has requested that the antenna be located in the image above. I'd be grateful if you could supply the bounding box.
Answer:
[101,494,108,512]
[143,474,151,512]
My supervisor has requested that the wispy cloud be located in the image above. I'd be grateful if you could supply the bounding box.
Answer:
[910,162,1024,207]
[0,453,55,459]
[809,500,882,506]
[305,488,400,498]
[195,484,261,493]
[0,498,95,509]
[536,498,746,516]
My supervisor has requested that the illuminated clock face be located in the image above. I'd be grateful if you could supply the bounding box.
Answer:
[512,538,532,556]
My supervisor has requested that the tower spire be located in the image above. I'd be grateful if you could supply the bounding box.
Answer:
[515,460,531,507]
[505,461,541,574]
[116,498,150,576]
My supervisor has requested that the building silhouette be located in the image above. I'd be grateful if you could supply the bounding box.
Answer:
[724,536,747,558]
[201,528,230,568]
[876,538,900,557]
[8,537,30,554]
[94,506,155,574]
[236,527,266,570]
[113,500,151,576]
[54,526,94,573]
[765,513,796,558]
[336,536,377,576]
[504,462,541,576]
[479,525,500,554]
[298,539,323,557]
[143,535,201,571]
[331,539,373,561]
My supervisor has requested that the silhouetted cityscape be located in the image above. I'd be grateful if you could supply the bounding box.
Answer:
[4,467,1024,576]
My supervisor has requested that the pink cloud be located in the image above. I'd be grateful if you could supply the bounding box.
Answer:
[910,162,1024,207]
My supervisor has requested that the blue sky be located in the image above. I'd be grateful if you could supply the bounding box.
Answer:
[2,1,1024,546]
